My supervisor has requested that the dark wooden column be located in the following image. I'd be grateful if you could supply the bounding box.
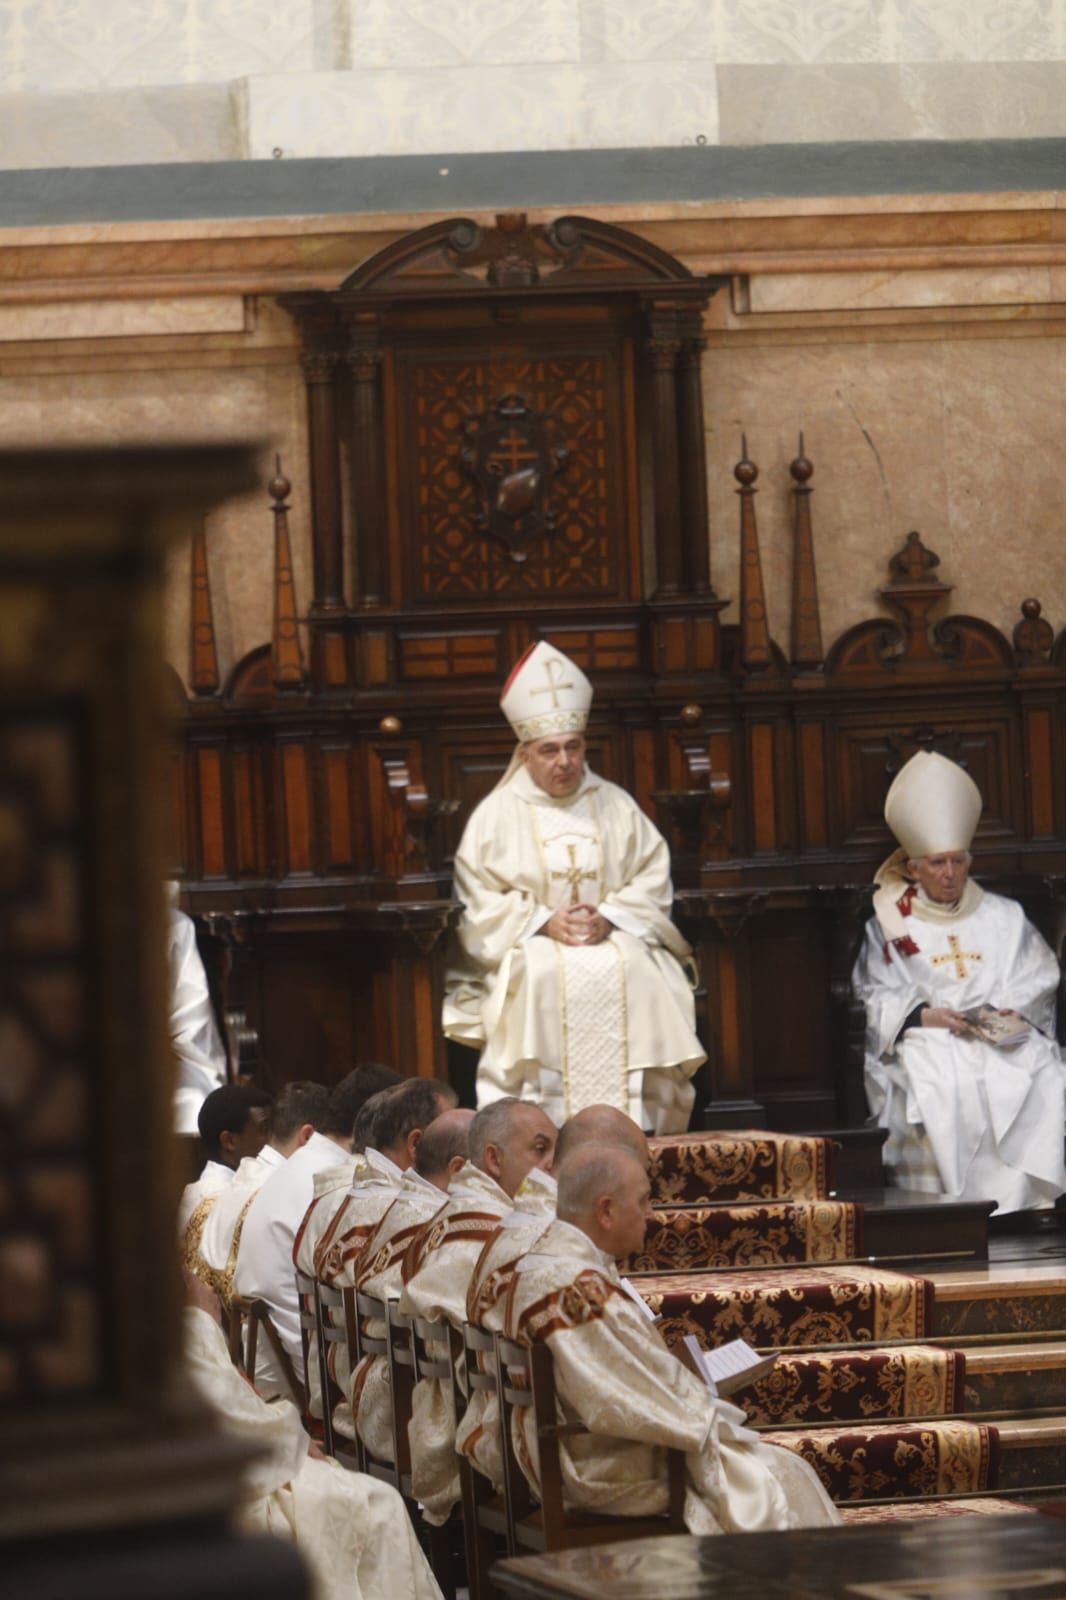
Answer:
[300,349,346,613]
[347,313,388,609]
[677,310,713,599]
[646,303,684,599]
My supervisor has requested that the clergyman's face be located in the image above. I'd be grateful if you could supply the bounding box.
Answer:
[910,851,971,905]
[495,1105,558,1197]
[521,734,586,798]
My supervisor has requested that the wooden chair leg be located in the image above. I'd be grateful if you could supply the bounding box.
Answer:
[426,1511,462,1600]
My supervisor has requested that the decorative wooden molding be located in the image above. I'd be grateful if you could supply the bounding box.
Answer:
[789,436,823,673]
[189,511,220,696]
[736,438,772,674]
[1014,598,1053,666]
[269,458,308,694]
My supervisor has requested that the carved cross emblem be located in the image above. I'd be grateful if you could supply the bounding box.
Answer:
[930,935,982,980]
[459,393,569,563]
[551,843,597,906]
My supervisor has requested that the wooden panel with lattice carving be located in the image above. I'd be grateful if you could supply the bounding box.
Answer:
[400,340,629,604]
[0,710,102,1405]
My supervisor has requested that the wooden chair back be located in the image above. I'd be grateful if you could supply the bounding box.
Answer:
[381,1295,416,1489]
[495,1333,687,1553]
[295,1268,327,1431]
[461,1320,512,1600]
[316,1280,362,1468]
[229,1293,306,1411]
[407,1310,465,1600]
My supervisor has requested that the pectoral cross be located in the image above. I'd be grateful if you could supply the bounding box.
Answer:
[930,935,982,979]
[551,844,597,906]
[530,656,573,709]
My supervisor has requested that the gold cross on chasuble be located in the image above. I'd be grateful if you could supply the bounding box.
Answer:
[552,843,597,906]
[930,934,983,980]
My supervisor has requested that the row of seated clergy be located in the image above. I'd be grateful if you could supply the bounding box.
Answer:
[182,1268,444,1600]
[191,1080,331,1295]
[293,1077,462,1428]
[232,1063,406,1396]
[177,1081,275,1238]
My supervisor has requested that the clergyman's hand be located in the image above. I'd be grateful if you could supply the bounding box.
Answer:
[570,905,612,945]
[920,1007,971,1034]
[541,906,611,946]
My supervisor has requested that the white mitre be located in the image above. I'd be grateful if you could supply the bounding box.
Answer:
[500,641,592,743]
[873,752,983,947]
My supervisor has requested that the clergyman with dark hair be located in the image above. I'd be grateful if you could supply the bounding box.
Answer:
[177,1083,273,1236]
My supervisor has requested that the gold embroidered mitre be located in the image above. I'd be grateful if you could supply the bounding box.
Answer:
[500,641,592,743]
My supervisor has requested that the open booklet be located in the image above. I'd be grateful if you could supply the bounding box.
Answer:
[960,1006,1033,1048]
[681,1334,778,1398]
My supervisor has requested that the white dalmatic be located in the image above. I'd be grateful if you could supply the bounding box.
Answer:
[444,764,705,1133]
[854,889,1066,1212]
[183,1306,443,1600]
[504,1219,839,1533]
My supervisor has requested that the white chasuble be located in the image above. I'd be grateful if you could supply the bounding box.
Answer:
[399,1163,513,1524]
[183,1307,443,1600]
[854,890,1066,1213]
[503,1220,839,1534]
[444,765,705,1133]
[350,1170,448,1462]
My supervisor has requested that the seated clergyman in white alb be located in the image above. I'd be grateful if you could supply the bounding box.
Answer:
[443,640,705,1133]
[503,1144,839,1532]
[853,750,1066,1214]
[183,1271,442,1600]
[167,889,228,1134]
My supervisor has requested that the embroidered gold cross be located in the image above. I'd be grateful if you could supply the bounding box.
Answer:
[530,656,573,709]
[930,935,982,979]
[551,843,597,906]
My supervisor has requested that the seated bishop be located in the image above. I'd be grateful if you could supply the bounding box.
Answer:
[853,750,1066,1214]
[183,1271,442,1600]
[399,1098,557,1524]
[443,640,705,1134]
[349,1107,473,1461]
[504,1145,840,1533]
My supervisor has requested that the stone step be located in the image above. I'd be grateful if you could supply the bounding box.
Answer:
[964,1342,1066,1413]
[996,1414,1066,1493]
[931,1264,1066,1338]
[839,1188,994,1263]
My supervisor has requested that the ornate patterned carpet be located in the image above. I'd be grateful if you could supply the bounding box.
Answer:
[734,1344,965,1425]
[648,1131,832,1205]
[637,1263,933,1349]
[623,1200,861,1272]
[763,1418,998,1502]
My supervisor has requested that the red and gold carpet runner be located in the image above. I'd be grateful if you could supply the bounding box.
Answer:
[735,1344,965,1426]
[764,1419,998,1503]
[624,1200,861,1272]
[648,1131,832,1206]
[637,1264,933,1349]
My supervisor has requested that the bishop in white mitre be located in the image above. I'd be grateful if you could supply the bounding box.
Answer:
[444,641,705,1133]
[853,751,1066,1214]
[503,1145,839,1533]
[183,1282,442,1600]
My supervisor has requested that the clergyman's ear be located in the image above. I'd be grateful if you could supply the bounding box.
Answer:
[483,1141,503,1181]
[219,1128,238,1156]
[296,1122,314,1148]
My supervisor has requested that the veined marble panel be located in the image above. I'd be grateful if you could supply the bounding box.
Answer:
[0,297,246,343]
[0,83,241,168]
[746,265,1054,314]
[246,61,717,159]
[349,0,578,67]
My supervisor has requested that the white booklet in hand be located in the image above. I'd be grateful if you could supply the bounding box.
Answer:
[682,1334,778,1397]
[961,1006,1033,1048]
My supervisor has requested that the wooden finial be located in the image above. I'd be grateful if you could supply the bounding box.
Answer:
[736,440,771,673]
[189,511,219,697]
[789,433,823,673]
[1013,597,1053,666]
[270,456,307,694]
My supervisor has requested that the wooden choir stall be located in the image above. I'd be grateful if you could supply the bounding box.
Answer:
[171,212,1066,1132]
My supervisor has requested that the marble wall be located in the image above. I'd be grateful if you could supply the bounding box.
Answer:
[4,1,1066,165]
[0,194,1063,689]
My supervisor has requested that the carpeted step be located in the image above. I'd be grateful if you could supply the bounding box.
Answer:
[964,1342,1066,1413]
[762,1418,998,1504]
[648,1131,832,1205]
[639,1263,933,1349]
[840,1496,1035,1525]
[732,1343,965,1426]
[624,1199,861,1273]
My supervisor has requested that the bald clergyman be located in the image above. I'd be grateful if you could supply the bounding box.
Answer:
[503,1144,840,1533]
